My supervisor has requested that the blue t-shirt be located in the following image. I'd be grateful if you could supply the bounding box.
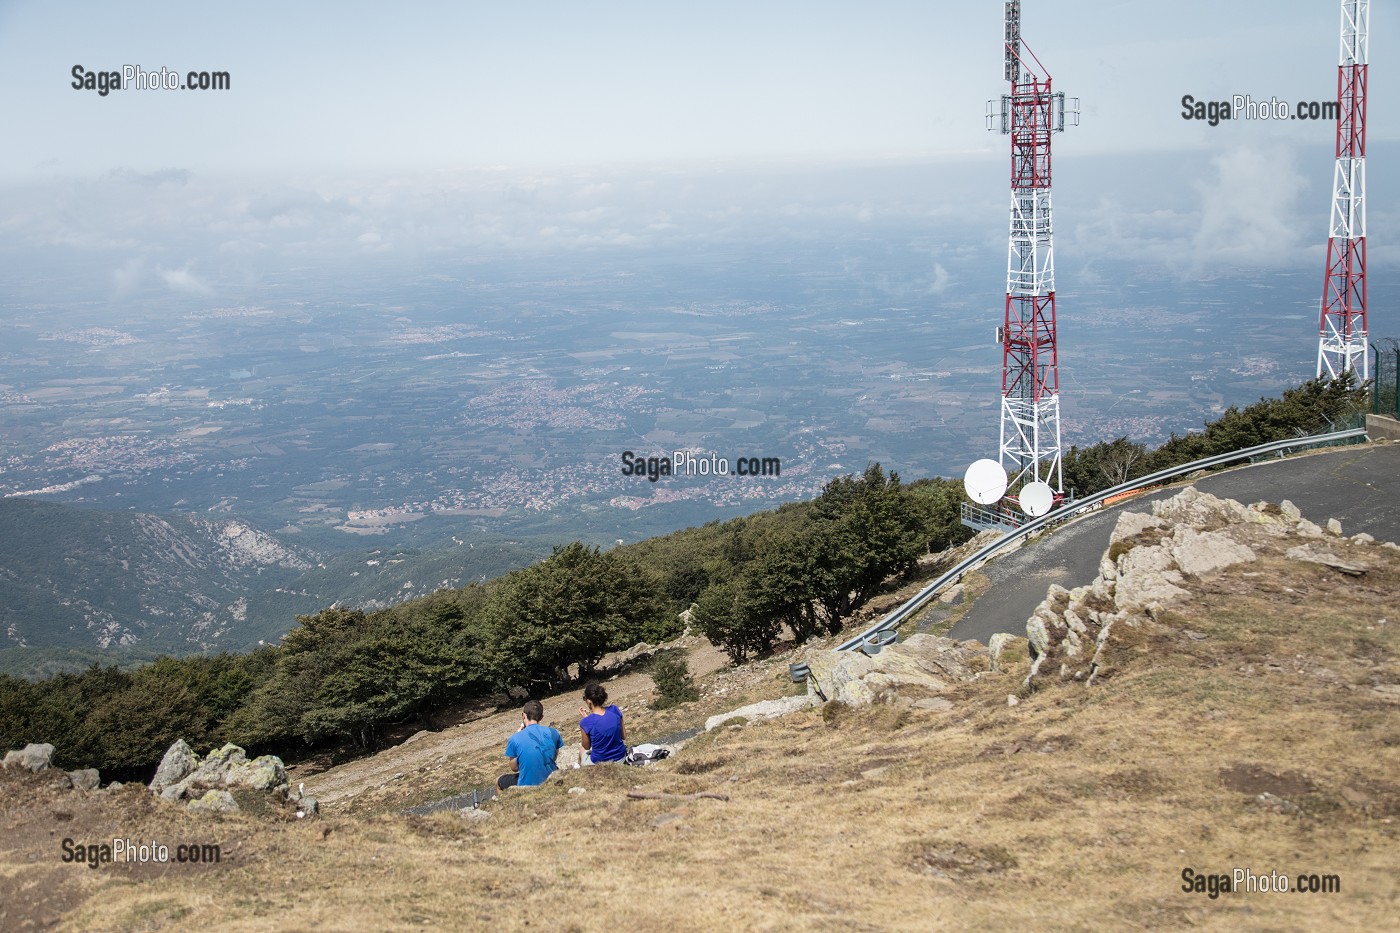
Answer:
[505,723,563,786]
[580,704,626,763]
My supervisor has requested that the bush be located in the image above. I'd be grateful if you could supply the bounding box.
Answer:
[649,651,699,710]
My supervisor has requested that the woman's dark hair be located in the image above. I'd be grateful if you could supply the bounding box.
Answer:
[583,682,608,707]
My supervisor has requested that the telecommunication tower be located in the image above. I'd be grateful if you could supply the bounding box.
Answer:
[988,0,1076,495]
[1317,0,1369,380]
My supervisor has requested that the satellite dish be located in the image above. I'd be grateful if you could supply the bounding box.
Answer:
[1019,481,1054,518]
[963,459,1008,505]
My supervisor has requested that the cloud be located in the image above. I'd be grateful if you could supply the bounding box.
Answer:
[112,257,145,297]
[1190,146,1309,265]
[928,262,951,295]
[159,265,213,295]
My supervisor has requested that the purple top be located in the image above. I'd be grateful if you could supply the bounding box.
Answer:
[579,704,626,763]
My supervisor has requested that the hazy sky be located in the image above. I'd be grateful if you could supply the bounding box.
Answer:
[0,0,1395,321]
[1,0,1393,177]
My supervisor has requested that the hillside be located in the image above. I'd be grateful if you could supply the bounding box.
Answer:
[0,497,553,676]
[0,497,313,657]
[3,487,1396,930]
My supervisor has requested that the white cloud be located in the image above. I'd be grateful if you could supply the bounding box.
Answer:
[159,265,213,295]
[928,262,951,295]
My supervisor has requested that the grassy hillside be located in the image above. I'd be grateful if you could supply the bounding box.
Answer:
[2,504,1395,931]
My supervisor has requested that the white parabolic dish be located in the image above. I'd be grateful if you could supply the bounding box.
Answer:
[1019,481,1054,517]
[963,459,1008,505]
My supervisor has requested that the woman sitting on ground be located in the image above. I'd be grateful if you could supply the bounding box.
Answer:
[578,681,627,765]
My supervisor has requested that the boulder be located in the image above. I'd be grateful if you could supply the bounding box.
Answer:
[987,633,1015,671]
[1109,510,1165,546]
[1169,527,1256,577]
[150,739,199,792]
[705,694,818,731]
[2,743,54,773]
[230,755,287,792]
[148,739,291,811]
[67,768,100,791]
[187,789,239,814]
[805,635,984,710]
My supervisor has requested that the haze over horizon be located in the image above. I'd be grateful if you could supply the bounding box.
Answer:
[1,0,1395,541]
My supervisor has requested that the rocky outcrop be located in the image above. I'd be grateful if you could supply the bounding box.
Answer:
[149,739,306,816]
[1023,486,1392,689]
[806,634,986,709]
[2,742,54,772]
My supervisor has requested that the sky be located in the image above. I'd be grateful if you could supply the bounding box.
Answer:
[0,0,1396,304]
[1,0,1393,176]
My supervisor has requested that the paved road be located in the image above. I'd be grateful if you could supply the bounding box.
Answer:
[947,442,1400,646]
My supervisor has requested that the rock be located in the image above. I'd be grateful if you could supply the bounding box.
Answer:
[150,739,199,792]
[1169,528,1256,577]
[1110,510,1166,547]
[187,789,239,814]
[1114,564,1188,613]
[1297,519,1324,537]
[107,782,124,791]
[1327,518,1343,536]
[1351,532,1376,545]
[150,739,290,805]
[1153,487,1248,528]
[568,786,587,796]
[67,768,100,791]
[910,696,955,712]
[232,755,288,792]
[1285,545,1368,576]
[161,782,191,803]
[705,694,818,731]
[1026,616,1050,658]
[987,633,1015,671]
[296,796,320,817]
[460,807,492,822]
[1007,695,1019,707]
[186,743,248,787]
[2,743,54,773]
[806,635,984,709]
[1279,500,1302,522]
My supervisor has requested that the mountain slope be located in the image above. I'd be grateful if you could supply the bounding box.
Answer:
[0,497,314,654]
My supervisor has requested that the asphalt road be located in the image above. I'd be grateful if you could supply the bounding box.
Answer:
[946,442,1400,646]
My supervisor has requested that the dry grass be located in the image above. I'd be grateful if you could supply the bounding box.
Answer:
[7,547,1399,931]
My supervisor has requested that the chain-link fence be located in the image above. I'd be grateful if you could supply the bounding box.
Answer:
[1375,339,1400,420]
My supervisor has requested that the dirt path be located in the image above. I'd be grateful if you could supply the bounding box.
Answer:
[299,637,732,808]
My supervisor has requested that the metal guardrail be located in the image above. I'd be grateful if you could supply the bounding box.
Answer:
[833,426,1369,652]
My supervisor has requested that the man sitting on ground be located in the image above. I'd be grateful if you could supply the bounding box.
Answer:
[498,700,563,791]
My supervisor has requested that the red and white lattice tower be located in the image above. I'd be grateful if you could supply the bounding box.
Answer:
[990,1,1075,494]
[1318,0,1369,380]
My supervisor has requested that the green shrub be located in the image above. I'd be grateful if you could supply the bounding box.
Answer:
[649,651,699,710]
